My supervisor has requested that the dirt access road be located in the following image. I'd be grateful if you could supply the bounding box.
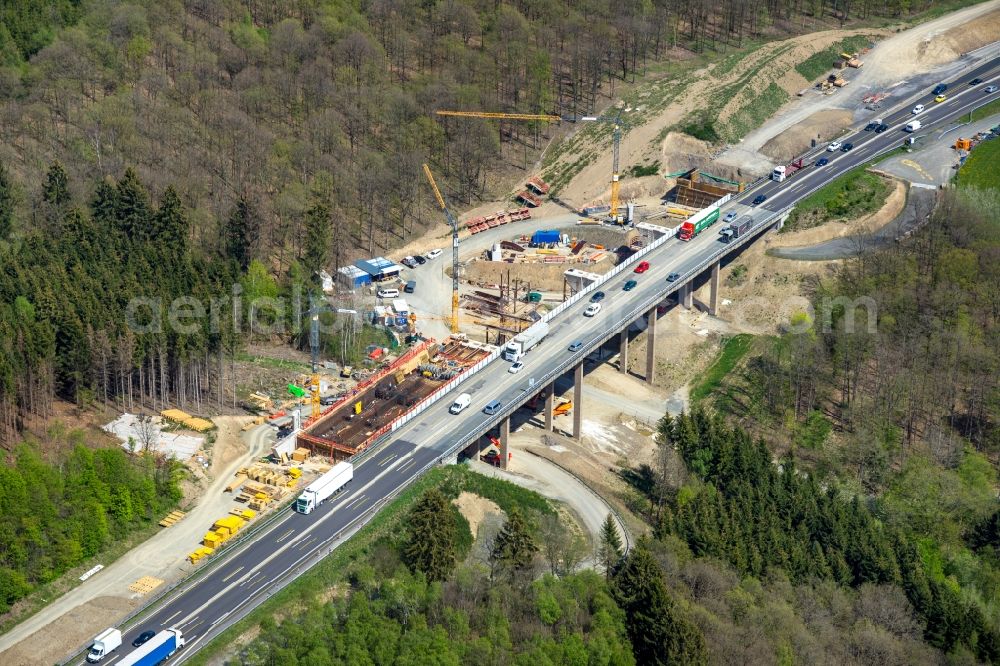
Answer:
[0,418,270,666]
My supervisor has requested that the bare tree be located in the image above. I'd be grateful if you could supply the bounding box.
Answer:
[134,413,159,453]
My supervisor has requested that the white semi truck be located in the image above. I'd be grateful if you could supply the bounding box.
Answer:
[502,322,550,362]
[295,462,353,514]
[86,628,122,662]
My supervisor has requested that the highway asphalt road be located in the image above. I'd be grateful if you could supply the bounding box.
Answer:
[76,54,1000,665]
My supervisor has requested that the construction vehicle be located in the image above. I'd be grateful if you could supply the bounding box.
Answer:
[502,321,550,362]
[295,462,353,514]
[422,164,461,333]
[954,137,972,150]
[840,52,863,68]
[771,158,807,182]
[677,208,721,241]
[553,399,573,416]
[87,628,122,663]
[435,109,629,223]
[117,629,185,666]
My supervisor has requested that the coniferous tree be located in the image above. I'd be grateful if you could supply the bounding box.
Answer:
[224,196,260,271]
[0,161,14,239]
[42,161,70,208]
[303,198,331,276]
[490,507,537,580]
[401,488,457,582]
[114,167,151,242]
[153,186,189,257]
[612,537,707,666]
[597,513,624,579]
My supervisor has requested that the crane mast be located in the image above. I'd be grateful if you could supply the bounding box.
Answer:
[422,164,460,334]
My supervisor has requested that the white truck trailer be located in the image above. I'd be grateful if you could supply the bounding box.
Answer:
[117,629,184,666]
[502,322,550,362]
[86,628,122,663]
[295,462,353,514]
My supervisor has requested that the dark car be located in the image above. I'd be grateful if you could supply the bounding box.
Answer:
[666,272,680,282]
[413,255,426,265]
[932,83,947,95]
[590,291,605,302]
[816,157,829,167]
[568,341,583,352]
[875,123,889,133]
[623,279,637,291]
[840,142,854,152]
[133,630,156,647]
[751,194,767,206]
[864,122,878,131]
[320,394,336,406]
[970,78,983,85]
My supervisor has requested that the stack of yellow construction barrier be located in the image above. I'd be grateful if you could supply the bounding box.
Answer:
[188,546,214,563]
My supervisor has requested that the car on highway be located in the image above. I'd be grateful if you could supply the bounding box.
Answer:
[840,142,854,152]
[934,94,947,103]
[133,630,156,647]
[584,303,602,317]
[827,141,842,151]
[986,85,999,94]
[970,78,983,85]
[875,123,889,133]
[864,119,882,131]
[623,279,637,291]
[724,210,738,222]
[666,272,680,282]
[912,104,924,114]
[425,248,443,260]
[633,261,650,273]
[568,340,583,352]
[508,360,524,374]
[932,83,947,95]
[751,194,767,206]
[590,291,605,302]
[815,157,829,167]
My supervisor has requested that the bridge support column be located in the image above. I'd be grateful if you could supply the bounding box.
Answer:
[681,283,693,309]
[544,386,554,432]
[499,416,510,470]
[709,262,720,316]
[573,362,583,440]
[646,307,658,385]
[619,328,629,374]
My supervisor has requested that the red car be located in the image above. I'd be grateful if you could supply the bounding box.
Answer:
[634,261,650,274]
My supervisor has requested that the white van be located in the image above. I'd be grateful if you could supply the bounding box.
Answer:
[449,393,471,414]
[904,120,921,132]
[425,248,443,260]
[377,287,399,298]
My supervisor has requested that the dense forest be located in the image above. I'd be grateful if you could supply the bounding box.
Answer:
[0,440,182,613]
[0,0,975,266]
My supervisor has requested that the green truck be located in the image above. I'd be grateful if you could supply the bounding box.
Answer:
[677,208,720,241]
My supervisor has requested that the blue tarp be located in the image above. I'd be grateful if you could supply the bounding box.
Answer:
[531,229,560,244]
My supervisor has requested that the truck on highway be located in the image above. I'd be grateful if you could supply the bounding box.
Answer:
[502,322,550,362]
[719,217,753,243]
[677,208,720,241]
[86,628,122,663]
[295,462,353,514]
[118,629,184,666]
[905,120,922,132]
[771,158,806,182]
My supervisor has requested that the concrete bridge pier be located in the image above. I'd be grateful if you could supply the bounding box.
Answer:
[681,283,693,309]
[499,416,510,470]
[709,261,720,316]
[619,328,629,374]
[645,306,658,384]
[573,362,583,440]
[544,385,554,432]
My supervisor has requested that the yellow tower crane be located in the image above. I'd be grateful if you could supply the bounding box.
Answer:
[422,163,461,334]
[434,108,628,223]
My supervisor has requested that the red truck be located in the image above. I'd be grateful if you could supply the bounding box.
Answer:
[677,208,721,241]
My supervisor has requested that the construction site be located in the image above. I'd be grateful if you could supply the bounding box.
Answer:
[294,337,495,460]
